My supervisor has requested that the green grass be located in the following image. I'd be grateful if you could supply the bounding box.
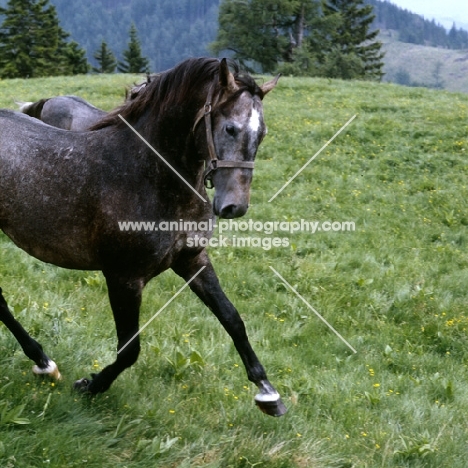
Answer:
[0,73,468,467]
[0,74,143,111]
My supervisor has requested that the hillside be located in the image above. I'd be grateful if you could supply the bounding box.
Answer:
[367,0,468,49]
[380,31,468,93]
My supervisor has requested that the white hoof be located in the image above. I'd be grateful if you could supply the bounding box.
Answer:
[254,392,287,416]
[32,360,62,380]
[254,391,281,403]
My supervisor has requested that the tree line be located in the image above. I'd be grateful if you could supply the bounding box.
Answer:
[0,0,151,78]
[367,0,468,49]
[0,0,384,80]
[0,0,467,81]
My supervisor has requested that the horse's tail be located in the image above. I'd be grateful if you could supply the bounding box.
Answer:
[16,99,49,119]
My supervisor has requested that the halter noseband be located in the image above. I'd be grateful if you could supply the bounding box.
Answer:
[194,84,255,189]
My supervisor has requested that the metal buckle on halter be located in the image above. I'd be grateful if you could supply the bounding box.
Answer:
[203,159,217,189]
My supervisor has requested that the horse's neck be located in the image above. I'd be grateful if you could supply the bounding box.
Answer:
[137,104,203,187]
[151,90,206,152]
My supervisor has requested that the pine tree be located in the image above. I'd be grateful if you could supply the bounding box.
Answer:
[213,0,383,79]
[62,40,90,75]
[117,23,150,73]
[0,0,88,78]
[93,40,117,73]
[321,0,384,80]
[431,61,444,89]
[212,0,320,73]
[448,24,461,49]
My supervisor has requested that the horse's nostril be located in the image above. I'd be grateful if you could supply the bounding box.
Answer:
[219,204,247,219]
[220,205,235,218]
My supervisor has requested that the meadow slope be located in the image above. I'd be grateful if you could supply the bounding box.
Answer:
[380,33,468,93]
[0,73,467,467]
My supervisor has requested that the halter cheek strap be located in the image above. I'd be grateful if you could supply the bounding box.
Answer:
[193,84,255,189]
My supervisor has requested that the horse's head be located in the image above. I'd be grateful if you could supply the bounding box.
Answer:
[196,59,279,219]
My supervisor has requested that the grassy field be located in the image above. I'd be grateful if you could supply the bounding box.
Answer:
[0,73,467,467]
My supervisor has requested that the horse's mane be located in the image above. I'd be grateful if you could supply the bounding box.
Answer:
[90,57,264,130]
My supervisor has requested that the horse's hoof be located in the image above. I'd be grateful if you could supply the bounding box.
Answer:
[32,360,62,380]
[254,393,288,417]
[73,378,91,393]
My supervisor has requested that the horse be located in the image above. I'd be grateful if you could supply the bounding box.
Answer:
[17,95,107,130]
[0,57,285,416]
[18,77,153,131]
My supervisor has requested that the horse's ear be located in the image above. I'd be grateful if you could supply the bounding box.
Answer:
[260,74,281,96]
[219,58,238,93]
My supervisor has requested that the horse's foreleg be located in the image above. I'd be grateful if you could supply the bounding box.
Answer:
[0,287,61,379]
[73,273,142,394]
[172,252,287,417]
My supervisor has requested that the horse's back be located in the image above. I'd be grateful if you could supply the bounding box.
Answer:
[0,109,91,207]
[0,109,80,154]
[0,109,162,270]
[0,110,102,268]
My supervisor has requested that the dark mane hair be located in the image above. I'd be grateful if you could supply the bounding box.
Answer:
[90,57,264,130]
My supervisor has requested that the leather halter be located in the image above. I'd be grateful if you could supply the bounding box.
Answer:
[193,84,255,189]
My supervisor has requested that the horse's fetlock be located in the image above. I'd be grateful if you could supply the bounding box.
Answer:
[32,360,61,380]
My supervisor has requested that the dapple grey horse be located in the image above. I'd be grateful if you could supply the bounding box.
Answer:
[0,58,285,416]
[18,95,107,130]
[17,79,150,130]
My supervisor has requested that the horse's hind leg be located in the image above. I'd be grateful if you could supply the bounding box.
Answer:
[73,273,142,394]
[0,287,61,379]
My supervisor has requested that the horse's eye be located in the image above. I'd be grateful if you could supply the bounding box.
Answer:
[225,124,237,137]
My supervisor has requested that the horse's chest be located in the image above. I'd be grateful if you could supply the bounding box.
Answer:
[169,225,213,253]
[151,223,213,266]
